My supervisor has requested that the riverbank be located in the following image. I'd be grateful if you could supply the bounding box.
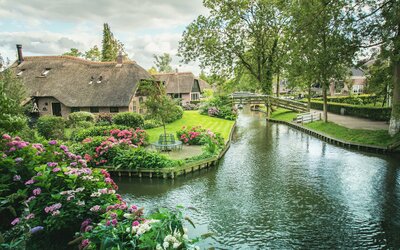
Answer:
[268,108,400,151]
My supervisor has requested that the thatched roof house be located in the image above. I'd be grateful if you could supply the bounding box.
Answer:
[10,45,151,117]
[153,72,210,103]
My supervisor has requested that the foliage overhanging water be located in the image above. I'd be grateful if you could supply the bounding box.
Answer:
[117,109,400,249]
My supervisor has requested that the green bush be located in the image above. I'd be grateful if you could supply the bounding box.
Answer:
[200,95,237,120]
[71,125,129,141]
[113,148,183,169]
[36,116,65,139]
[308,101,391,121]
[312,95,378,105]
[164,105,184,123]
[95,113,114,126]
[144,119,162,129]
[113,112,144,128]
[68,111,95,127]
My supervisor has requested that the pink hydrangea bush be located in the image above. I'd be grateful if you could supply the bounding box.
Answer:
[73,128,148,167]
[0,134,198,249]
[176,126,224,148]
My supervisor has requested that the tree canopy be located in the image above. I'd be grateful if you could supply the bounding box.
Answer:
[153,53,173,73]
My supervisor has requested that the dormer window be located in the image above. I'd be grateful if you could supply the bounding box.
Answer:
[89,76,94,85]
[41,68,51,77]
[16,69,25,76]
[97,76,103,84]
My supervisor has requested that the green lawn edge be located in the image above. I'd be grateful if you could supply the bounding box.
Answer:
[270,108,400,147]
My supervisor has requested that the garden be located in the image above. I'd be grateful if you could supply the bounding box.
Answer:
[0,80,237,248]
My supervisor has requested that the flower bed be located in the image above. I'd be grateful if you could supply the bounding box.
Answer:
[0,134,198,249]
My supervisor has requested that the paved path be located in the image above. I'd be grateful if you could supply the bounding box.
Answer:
[311,109,389,130]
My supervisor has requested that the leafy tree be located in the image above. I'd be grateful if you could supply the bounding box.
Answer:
[287,0,359,122]
[147,66,158,75]
[63,48,83,57]
[0,56,27,132]
[153,53,173,73]
[366,54,392,107]
[101,23,127,62]
[140,80,180,140]
[179,0,288,94]
[85,45,102,61]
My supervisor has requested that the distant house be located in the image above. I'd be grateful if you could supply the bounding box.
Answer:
[10,45,151,117]
[348,68,367,94]
[153,72,209,104]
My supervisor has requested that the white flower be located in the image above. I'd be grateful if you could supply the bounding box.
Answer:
[173,242,181,249]
[76,200,85,206]
[183,228,188,234]
[163,242,169,249]
[90,192,101,197]
[156,244,163,250]
[183,234,189,240]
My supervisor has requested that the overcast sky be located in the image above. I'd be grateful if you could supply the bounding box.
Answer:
[0,0,207,74]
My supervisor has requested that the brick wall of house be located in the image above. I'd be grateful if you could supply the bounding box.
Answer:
[37,97,70,117]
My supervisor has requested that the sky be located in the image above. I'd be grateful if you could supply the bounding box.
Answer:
[0,0,208,75]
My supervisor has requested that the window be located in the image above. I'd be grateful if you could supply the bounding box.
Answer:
[173,93,182,99]
[41,68,51,77]
[71,107,80,113]
[90,107,99,113]
[97,76,103,84]
[110,107,119,113]
[16,69,25,76]
[139,97,144,103]
[191,93,200,101]
[89,76,94,85]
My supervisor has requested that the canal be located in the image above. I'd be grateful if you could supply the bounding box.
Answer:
[117,109,400,249]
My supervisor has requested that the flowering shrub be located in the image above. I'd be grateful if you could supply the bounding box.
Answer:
[79,206,199,249]
[176,126,206,145]
[0,134,198,249]
[36,115,66,139]
[113,112,145,129]
[68,112,95,128]
[71,125,129,142]
[72,128,148,167]
[95,113,114,126]
[0,134,120,248]
[200,95,237,120]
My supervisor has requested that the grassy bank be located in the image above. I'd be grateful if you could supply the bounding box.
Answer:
[270,109,399,147]
[270,108,299,122]
[146,111,235,142]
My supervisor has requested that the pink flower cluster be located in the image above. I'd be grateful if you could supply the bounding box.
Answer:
[44,203,62,216]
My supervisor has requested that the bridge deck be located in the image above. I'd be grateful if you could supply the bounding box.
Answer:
[231,94,308,113]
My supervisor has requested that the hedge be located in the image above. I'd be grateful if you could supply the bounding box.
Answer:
[308,101,391,121]
[311,95,378,105]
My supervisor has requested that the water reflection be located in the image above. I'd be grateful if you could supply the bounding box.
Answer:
[117,108,400,249]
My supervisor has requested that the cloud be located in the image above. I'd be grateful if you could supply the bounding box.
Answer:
[0,0,206,74]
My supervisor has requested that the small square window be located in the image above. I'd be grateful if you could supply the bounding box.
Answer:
[110,107,119,113]
[90,107,99,113]
[41,68,51,77]
[16,69,25,76]
[71,107,80,113]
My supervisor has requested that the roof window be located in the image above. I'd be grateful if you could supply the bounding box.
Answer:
[97,76,103,84]
[16,69,25,76]
[89,76,94,85]
[41,68,51,77]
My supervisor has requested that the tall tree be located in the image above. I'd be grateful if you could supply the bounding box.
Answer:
[366,53,392,107]
[85,45,102,61]
[153,53,173,73]
[0,55,27,132]
[63,48,83,57]
[287,0,359,122]
[179,0,288,94]
[101,23,127,62]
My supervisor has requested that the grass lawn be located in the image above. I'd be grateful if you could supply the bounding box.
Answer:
[270,108,399,147]
[305,121,400,147]
[146,111,235,142]
[270,108,299,122]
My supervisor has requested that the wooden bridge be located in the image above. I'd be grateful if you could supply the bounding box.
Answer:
[231,92,309,113]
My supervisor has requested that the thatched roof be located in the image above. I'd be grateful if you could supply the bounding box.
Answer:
[10,56,151,107]
[198,78,212,90]
[153,72,198,94]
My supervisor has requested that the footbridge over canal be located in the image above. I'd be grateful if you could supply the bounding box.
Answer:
[231,92,309,113]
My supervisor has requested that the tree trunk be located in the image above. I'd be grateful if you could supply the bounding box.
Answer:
[276,70,280,97]
[322,83,328,122]
[307,84,312,111]
[389,60,400,136]
[162,122,167,141]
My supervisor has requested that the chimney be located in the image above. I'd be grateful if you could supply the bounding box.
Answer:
[175,68,178,73]
[16,44,24,65]
[117,51,123,64]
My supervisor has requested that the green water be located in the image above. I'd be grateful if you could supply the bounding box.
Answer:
[117,109,400,249]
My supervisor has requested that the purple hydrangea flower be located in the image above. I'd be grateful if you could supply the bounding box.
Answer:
[11,218,19,226]
[15,157,23,163]
[13,175,21,181]
[30,226,44,234]
[33,188,41,196]
[47,162,58,167]
[2,134,11,140]
[48,140,57,145]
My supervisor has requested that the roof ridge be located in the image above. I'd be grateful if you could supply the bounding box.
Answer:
[23,55,136,65]
[153,72,193,75]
